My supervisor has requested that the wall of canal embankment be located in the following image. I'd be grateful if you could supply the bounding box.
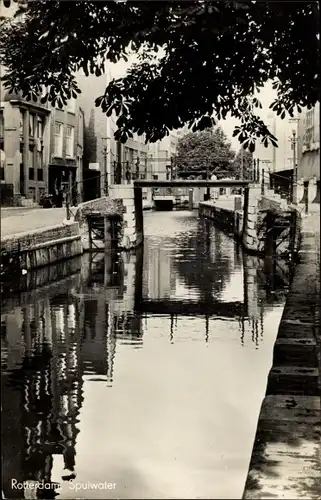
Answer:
[199,191,301,257]
[1,222,82,274]
[242,214,320,499]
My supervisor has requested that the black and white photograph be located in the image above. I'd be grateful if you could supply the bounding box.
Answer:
[0,1,320,498]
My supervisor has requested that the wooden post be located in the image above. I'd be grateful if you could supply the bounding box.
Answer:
[261,168,265,195]
[289,210,296,257]
[241,186,249,243]
[189,189,193,210]
[304,182,309,214]
[66,179,70,220]
[205,160,210,200]
[88,217,93,252]
[104,215,110,252]
[134,186,144,244]
[265,210,275,258]
[257,159,260,184]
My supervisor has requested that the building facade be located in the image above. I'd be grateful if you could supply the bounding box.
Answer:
[296,102,320,203]
[0,86,51,205]
[48,99,85,204]
[253,112,299,176]
[0,2,84,206]
[77,68,189,199]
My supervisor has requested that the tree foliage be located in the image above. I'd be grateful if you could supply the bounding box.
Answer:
[0,1,319,150]
[175,128,235,178]
[232,148,254,179]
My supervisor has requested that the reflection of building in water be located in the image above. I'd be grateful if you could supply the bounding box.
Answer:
[1,295,84,498]
[112,252,143,349]
[144,243,175,300]
[24,298,83,487]
[243,255,260,323]
[1,250,144,497]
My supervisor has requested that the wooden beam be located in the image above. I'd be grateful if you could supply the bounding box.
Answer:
[134,179,250,188]
[135,299,245,317]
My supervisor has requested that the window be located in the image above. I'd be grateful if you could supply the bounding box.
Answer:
[37,119,43,139]
[37,150,43,169]
[153,174,158,180]
[19,111,24,136]
[0,167,4,181]
[28,145,34,168]
[37,169,43,181]
[0,112,4,138]
[304,110,314,146]
[29,114,35,137]
[54,122,63,157]
[29,168,34,180]
[66,98,76,114]
[66,125,74,157]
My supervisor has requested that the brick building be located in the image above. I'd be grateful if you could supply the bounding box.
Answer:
[0,86,51,205]
[0,1,85,206]
[48,99,85,204]
[297,102,320,203]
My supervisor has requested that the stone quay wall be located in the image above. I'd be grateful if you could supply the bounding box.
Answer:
[243,215,320,499]
[199,189,301,257]
[109,185,144,250]
[1,222,83,273]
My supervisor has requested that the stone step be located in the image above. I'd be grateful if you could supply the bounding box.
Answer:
[259,394,321,422]
[277,319,316,340]
[272,338,318,368]
[244,395,321,499]
[266,366,319,396]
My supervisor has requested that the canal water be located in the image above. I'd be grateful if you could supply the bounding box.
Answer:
[1,211,291,499]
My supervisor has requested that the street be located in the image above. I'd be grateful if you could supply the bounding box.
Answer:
[1,207,69,237]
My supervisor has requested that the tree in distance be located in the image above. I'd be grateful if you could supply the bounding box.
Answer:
[175,128,235,179]
[232,148,254,180]
[0,1,319,151]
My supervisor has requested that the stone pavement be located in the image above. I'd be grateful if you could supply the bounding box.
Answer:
[0,208,68,238]
[243,206,321,499]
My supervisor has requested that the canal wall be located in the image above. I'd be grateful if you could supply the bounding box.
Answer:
[109,185,144,250]
[199,190,262,251]
[199,190,300,257]
[1,222,83,274]
[243,213,321,499]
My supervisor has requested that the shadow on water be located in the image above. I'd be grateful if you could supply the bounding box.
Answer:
[1,211,296,499]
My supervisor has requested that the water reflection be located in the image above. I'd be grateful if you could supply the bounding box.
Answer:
[1,212,293,499]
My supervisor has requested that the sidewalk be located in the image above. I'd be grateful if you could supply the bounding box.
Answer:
[243,207,320,499]
[0,208,68,238]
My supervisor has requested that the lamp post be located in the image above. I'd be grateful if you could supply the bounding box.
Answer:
[102,137,110,196]
[290,129,297,204]
[289,117,299,204]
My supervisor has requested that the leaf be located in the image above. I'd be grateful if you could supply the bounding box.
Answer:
[0,0,318,146]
